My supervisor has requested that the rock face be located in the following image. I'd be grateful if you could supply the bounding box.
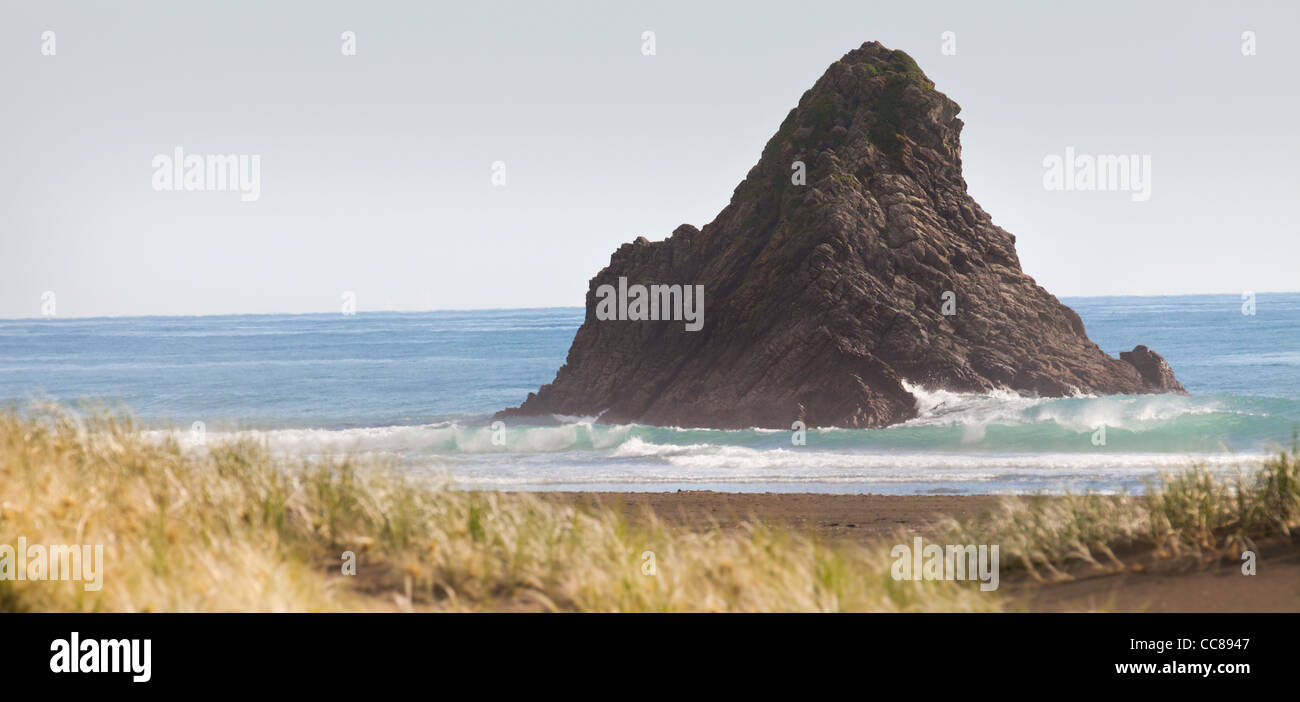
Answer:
[1119,345,1186,394]
[499,41,1186,429]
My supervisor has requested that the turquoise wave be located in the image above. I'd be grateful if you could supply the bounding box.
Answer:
[389,392,1298,456]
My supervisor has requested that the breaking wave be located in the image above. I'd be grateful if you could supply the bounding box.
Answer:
[138,388,1298,494]
[147,389,1294,457]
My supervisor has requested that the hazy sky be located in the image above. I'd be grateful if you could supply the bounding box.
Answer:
[2,0,1297,318]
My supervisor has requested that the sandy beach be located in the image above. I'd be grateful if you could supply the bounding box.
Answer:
[543,491,1300,613]
[542,491,1001,541]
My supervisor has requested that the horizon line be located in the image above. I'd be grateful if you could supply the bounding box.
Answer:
[1,290,1296,323]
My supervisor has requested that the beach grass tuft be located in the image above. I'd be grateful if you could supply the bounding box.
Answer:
[945,440,1300,580]
[0,405,991,612]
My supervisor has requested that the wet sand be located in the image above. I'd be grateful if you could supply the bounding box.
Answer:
[542,490,1001,541]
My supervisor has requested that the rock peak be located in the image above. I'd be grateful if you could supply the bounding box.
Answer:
[499,42,1185,429]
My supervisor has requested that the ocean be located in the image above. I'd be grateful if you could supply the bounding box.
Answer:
[2,293,1297,495]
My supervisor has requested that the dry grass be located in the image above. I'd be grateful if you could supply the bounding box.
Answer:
[945,442,1300,580]
[0,405,992,612]
[6,404,1295,610]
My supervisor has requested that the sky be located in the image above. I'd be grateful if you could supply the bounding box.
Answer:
[2,0,1297,318]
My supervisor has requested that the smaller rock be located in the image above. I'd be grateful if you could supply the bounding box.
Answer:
[1120,345,1187,394]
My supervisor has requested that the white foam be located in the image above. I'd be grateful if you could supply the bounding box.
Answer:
[900,381,1230,433]
[440,448,1267,494]
[608,436,711,458]
[143,420,639,456]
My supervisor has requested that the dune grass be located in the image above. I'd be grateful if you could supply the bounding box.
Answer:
[0,405,993,612]
[4,404,1296,611]
[944,442,1300,581]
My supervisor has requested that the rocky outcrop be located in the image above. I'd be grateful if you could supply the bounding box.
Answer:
[1119,345,1186,394]
[498,41,1186,429]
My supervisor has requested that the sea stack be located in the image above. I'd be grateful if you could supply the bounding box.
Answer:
[499,41,1185,429]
